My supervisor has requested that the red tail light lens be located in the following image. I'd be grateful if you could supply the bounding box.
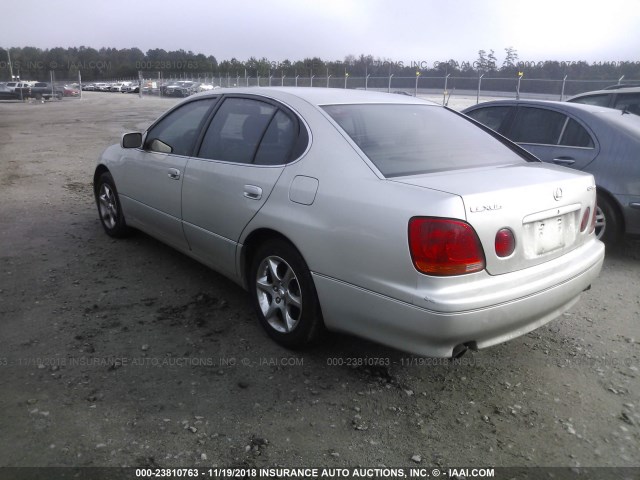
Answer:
[580,207,591,232]
[495,228,516,257]
[408,218,485,276]
[589,204,597,234]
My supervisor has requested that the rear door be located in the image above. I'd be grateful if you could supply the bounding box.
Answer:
[181,96,303,278]
[504,106,599,171]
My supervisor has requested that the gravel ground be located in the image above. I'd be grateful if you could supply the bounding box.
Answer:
[0,92,638,474]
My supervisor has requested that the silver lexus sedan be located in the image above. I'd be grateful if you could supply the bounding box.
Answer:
[94,87,605,358]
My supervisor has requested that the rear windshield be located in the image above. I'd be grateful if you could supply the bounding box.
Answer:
[322,104,527,177]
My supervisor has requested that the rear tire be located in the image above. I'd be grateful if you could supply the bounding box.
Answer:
[249,239,325,349]
[95,172,131,238]
[596,194,621,244]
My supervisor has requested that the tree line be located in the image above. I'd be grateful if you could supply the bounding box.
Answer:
[1,46,639,83]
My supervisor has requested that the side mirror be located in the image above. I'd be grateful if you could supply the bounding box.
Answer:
[121,132,143,149]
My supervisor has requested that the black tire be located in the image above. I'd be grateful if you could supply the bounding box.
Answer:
[248,239,325,349]
[95,172,131,238]
[596,194,621,244]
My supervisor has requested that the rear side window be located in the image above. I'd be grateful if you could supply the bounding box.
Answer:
[559,119,594,148]
[198,97,303,165]
[322,104,527,177]
[254,110,296,165]
[509,107,566,145]
[465,106,512,132]
[199,98,276,164]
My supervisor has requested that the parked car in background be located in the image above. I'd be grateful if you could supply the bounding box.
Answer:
[110,82,131,92]
[16,82,64,100]
[82,84,95,91]
[63,85,80,97]
[5,81,33,92]
[94,88,603,357]
[197,83,217,92]
[463,100,640,243]
[163,81,200,97]
[93,83,110,91]
[567,86,640,116]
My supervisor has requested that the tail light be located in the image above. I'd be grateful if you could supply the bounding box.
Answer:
[495,228,516,257]
[408,218,485,276]
[589,204,597,234]
[580,207,591,233]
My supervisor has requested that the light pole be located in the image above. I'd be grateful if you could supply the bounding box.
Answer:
[414,71,421,97]
[388,73,394,93]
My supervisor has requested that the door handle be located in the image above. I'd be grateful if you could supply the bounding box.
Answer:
[167,168,181,180]
[243,185,263,200]
[552,158,575,166]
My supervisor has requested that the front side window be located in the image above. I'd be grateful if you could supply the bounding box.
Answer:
[509,107,567,145]
[144,98,217,156]
[323,104,528,177]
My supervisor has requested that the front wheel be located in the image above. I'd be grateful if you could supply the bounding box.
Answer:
[95,172,130,238]
[249,240,325,349]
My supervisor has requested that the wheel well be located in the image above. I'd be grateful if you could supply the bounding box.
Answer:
[240,229,299,289]
[93,165,110,195]
[597,188,625,232]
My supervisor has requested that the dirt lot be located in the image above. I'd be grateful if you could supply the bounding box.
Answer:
[0,92,638,473]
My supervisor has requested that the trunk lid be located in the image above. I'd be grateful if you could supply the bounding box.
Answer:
[392,162,597,275]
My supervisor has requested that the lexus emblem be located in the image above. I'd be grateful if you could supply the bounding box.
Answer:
[553,187,563,201]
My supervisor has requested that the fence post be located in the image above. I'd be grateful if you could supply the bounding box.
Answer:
[477,73,484,104]
[78,71,82,100]
[443,74,450,105]
[327,75,331,88]
[365,74,370,91]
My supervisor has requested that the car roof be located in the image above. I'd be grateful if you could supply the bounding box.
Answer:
[191,87,438,107]
[567,86,640,99]
[463,98,615,115]
[463,99,640,135]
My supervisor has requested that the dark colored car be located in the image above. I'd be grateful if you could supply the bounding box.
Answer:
[567,86,640,116]
[162,81,200,97]
[463,100,640,243]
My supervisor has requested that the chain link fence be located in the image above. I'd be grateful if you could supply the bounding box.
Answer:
[5,70,638,105]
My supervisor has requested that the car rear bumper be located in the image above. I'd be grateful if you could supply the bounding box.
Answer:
[313,238,605,357]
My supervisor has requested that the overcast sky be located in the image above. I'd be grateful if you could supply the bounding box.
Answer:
[2,0,639,65]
